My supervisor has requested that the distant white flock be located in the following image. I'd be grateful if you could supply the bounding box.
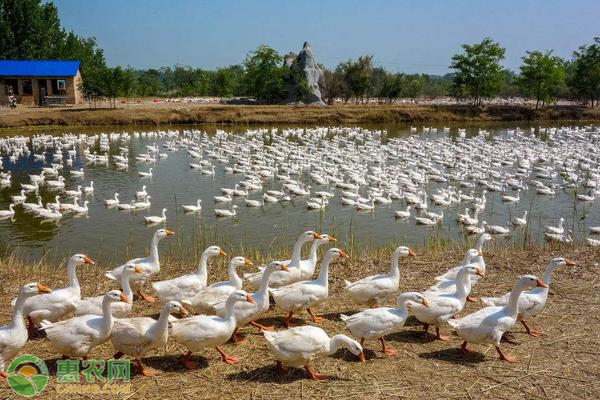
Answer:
[0,125,600,245]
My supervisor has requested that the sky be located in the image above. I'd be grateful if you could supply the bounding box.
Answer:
[53,0,599,75]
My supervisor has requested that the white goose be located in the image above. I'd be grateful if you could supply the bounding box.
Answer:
[0,204,15,219]
[70,167,85,177]
[136,185,148,199]
[245,198,263,207]
[82,181,94,194]
[343,246,415,306]
[19,254,95,331]
[152,245,226,304]
[65,185,82,197]
[427,249,480,294]
[480,257,573,336]
[412,265,483,340]
[264,325,362,381]
[545,217,564,234]
[271,248,347,327]
[106,229,174,302]
[11,190,26,203]
[40,290,128,359]
[448,275,547,363]
[22,196,43,213]
[171,290,254,368]
[214,194,232,203]
[104,193,120,206]
[212,261,289,342]
[487,223,510,235]
[46,176,65,189]
[434,233,491,282]
[214,204,238,217]
[394,206,411,218]
[183,256,252,314]
[182,199,202,212]
[111,301,187,376]
[144,208,167,224]
[0,283,52,377]
[511,211,528,226]
[74,263,141,317]
[244,231,322,289]
[138,168,153,177]
[341,292,428,360]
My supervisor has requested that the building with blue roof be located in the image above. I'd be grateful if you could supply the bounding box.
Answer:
[0,60,83,106]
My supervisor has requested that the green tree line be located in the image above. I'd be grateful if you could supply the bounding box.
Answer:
[1,1,599,107]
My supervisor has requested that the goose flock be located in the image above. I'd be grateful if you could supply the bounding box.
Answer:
[1,125,600,258]
[0,229,573,380]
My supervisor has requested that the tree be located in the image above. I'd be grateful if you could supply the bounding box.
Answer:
[380,73,403,103]
[401,74,424,101]
[243,45,285,102]
[518,51,565,109]
[368,67,387,101]
[135,68,162,96]
[569,37,600,107]
[101,66,128,108]
[338,56,374,103]
[498,70,520,98]
[450,38,506,105]
[321,69,347,105]
[210,67,236,97]
[0,0,64,59]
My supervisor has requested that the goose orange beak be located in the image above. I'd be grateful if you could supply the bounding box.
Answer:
[246,294,255,304]
[313,232,322,239]
[119,292,129,303]
[477,250,483,256]
[565,259,575,266]
[219,249,228,256]
[475,268,485,277]
[408,248,416,257]
[165,229,175,236]
[421,298,429,307]
[178,305,188,317]
[280,263,289,272]
[339,250,349,258]
[134,264,143,273]
[328,236,337,242]
[37,283,52,294]
[244,258,253,266]
[535,278,548,288]
[83,256,95,265]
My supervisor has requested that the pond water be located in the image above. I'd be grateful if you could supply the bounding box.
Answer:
[0,123,597,266]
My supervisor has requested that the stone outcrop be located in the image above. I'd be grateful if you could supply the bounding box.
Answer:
[283,42,325,105]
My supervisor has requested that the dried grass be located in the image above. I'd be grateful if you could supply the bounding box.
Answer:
[0,244,598,399]
[1,103,599,129]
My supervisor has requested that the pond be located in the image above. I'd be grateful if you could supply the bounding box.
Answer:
[0,123,596,266]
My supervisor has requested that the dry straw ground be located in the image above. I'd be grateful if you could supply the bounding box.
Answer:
[0,244,598,399]
[1,103,599,128]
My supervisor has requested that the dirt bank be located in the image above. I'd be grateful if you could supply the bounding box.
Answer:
[1,103,599,128]
[0,244,597,399]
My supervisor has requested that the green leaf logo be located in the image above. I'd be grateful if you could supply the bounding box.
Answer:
[6,355,49,397]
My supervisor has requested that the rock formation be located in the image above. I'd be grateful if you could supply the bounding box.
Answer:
[283,42,325,105]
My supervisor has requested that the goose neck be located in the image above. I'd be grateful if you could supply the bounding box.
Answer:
[290,237,307,266]
[315,252,334,285]
[120,271,133,300]
[196,252,211,285]
[100,298,115,336]
[228,262,243,289]
[328,334,349,355]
